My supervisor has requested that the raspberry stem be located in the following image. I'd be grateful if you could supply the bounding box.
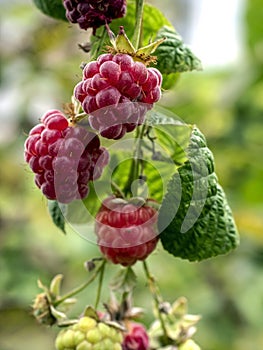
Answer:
[94,260,106,309]
[92,26,107,60]
[111,181,125,198]
[142,260,170,344]
[124,123,147,197]
[71,112,87,123]
[133,123,147,195]
[54,260,106,307]
[133,0,145,49]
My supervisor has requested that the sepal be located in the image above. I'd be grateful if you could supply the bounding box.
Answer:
[108,26,166,65]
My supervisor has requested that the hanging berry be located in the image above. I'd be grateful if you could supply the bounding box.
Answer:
[95,196,159,266]
[74,27,164,139]
[24,109,109,203]
[63,0,127,33]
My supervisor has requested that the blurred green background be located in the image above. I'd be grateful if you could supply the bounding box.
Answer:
[0,0,263,349]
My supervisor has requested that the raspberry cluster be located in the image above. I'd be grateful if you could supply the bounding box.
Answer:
[24,110,109,203]
[95,196,159,266]
[122,322,149,350]
[74,53,162,139]
[63,0,127,32]
[55,316,123,350]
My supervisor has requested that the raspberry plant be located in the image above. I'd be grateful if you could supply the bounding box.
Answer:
[28,1,239,349]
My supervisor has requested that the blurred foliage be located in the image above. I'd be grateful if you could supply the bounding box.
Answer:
[0,1,263,350]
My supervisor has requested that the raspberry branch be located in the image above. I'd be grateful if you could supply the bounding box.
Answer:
[124,123,147,197]
[111,180,125,198]
[142,260,170,344]
[54,259,106,307]
[94,259,106,309]
[133,123,147,196]
[91,25,107,60]
[133,0,145,49]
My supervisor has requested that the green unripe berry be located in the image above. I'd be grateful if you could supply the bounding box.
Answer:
[55,316,123,350]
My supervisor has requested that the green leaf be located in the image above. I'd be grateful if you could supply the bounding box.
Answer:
[158,127,239,261]
[33,0,67,21]
[246,0,263,60]
[110,267,137,293]
[154,26,202,75]
[111,151,173,203]
[48,200,66,234]
[65,182,104,225]
[90,2,172,57]
[162,72,180,90]
[113,2,172,46]
[102,109,193,203]
[147,107,193,166]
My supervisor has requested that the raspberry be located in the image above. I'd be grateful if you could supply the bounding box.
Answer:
[122,322,149,350]
[63,0,127,33]
[55,316,123,350]
[95,196,159,266]
[24,110,109,203]
[74,53,162,139]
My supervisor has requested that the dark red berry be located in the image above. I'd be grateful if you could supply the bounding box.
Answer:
[24,110,109,203]
[63,0,127,33]
[95,196,159,266]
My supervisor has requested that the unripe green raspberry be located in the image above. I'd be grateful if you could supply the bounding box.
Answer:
[55,316,123,350]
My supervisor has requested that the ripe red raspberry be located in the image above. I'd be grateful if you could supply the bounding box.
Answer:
[95,197,159,266]
[24,110,109,203]
[63,0,127,33]
[122,322,149,350]
[74,53,162,139]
